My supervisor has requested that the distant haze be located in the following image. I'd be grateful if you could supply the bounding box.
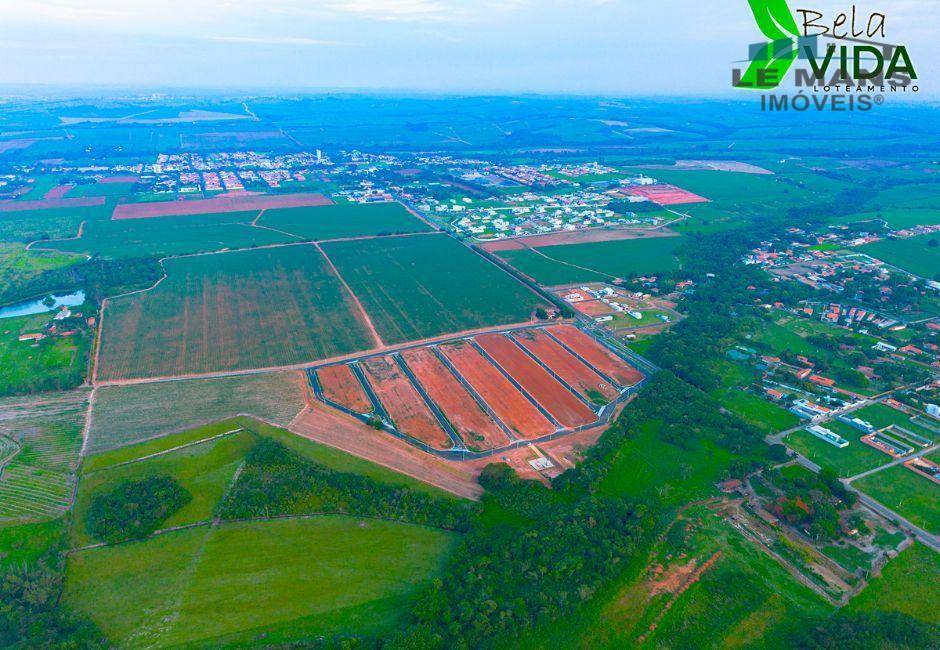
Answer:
[0,0,937,95]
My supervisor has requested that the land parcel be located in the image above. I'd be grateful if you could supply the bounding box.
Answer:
[494,236,681,286]
[320,234,545,344]
[258,202,432,240]
[96,245,373,381]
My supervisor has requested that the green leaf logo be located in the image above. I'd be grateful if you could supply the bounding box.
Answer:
[739,0,800,89]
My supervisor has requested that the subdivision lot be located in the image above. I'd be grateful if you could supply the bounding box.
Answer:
[439,340,555,439]
[42,210,293,259]
[400,347,508,450]
[112,192,332,219]
[96,245,373,381]
[64,516,455,647]
[86,372,306,453]
[511,328,619,403]
[321,234,545,344]
[316,364,373,414]
[360,356,451,449]
[476,333,595,428]
[855,465,939,534]
[259,202,432,240]
[547,324,643,386]
[626,184,709,205]
[496,236,682,285]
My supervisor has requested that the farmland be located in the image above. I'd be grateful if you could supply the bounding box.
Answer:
[42,210,294,259]
[0,204,112,243]
[96,245,373,380]
[321,234,545,344]
[64,516,455,647]
[0,389,88,524]
[495,236,682,286]
[259,202,432,240]
[861,233,940,279]
[86,372,306,453]
[845,543,939,622]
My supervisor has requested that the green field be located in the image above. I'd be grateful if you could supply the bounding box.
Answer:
[64,516,455,647]
[854,465,940,534]
[73,425,255,547]
[96,245,373,380]
[833,208,940,229]
[598,421,735,506]
[42,210,295,259]
[785,420,891,478]
[322,234,545,344]
[846,543,939,624]
[496,236,682,286]
[861,233,940,279]
[86,372,306,453]
[717,389,800,434]
[259,202,432,240]
[66,182,136,198]
[853,403,936,443]
[0,309,91,396]
[0,389,87,524]
[0,243,82,304]
[0,204,112,243]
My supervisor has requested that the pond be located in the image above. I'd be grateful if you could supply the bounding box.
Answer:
[0,290,86,320]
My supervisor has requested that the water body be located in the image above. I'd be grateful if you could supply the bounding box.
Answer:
[0,290,85,320]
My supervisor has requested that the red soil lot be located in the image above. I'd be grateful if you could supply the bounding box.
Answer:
[626,184,708,206]
[440,341,555,439]
[511,329,619,402]
[43,184,74,200]
[0,196,105,212]
[573,300,613,316]
[111,192,332,219]
[547,325,643,387]
[476,333,595,429]
[360,356,451,450]
[401,347,508,450]
[317,364,373,414]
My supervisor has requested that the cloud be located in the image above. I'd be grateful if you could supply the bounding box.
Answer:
[210,35,348,46]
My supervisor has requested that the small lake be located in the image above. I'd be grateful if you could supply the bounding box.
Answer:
[0,290,85,320]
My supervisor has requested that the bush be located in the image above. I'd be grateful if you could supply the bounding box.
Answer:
[86,476,191,543]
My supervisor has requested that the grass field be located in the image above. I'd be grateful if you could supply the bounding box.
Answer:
[833,208,940,229]
[521,503,830,647]
[72,425,254,547]
[64,516,455,647]
[42,210,295,259]
[0,389,87,524]
[845,543,939,624]
[854,465,939,534]
[598,421,735,506]
[86,372,306,453]
[96,245,373,380]
[717,389,800,434]
[785,420,891,478]
[0,309,91,396]
[0,204,112,243]
[852,403,936,443]
[66,182,136,198]
[0,518,64,567]
[0,243,82,303]
[496,236,682,286]
[259,202,432,240]
[861,233,940,279]
[322,234,544,344]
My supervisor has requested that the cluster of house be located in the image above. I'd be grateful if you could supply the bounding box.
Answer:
[16,307,89,344]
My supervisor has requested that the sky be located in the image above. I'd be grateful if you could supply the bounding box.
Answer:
[0,0,936,95]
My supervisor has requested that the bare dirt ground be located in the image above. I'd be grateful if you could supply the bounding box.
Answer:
[289,402,484,499]
[111,192,332,219]
[0,196,105,212]
[480,227,677,251]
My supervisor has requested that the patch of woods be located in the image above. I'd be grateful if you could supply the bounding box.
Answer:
[0,255,161,307]
[217,438,475,532]
[86,475,191,544]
